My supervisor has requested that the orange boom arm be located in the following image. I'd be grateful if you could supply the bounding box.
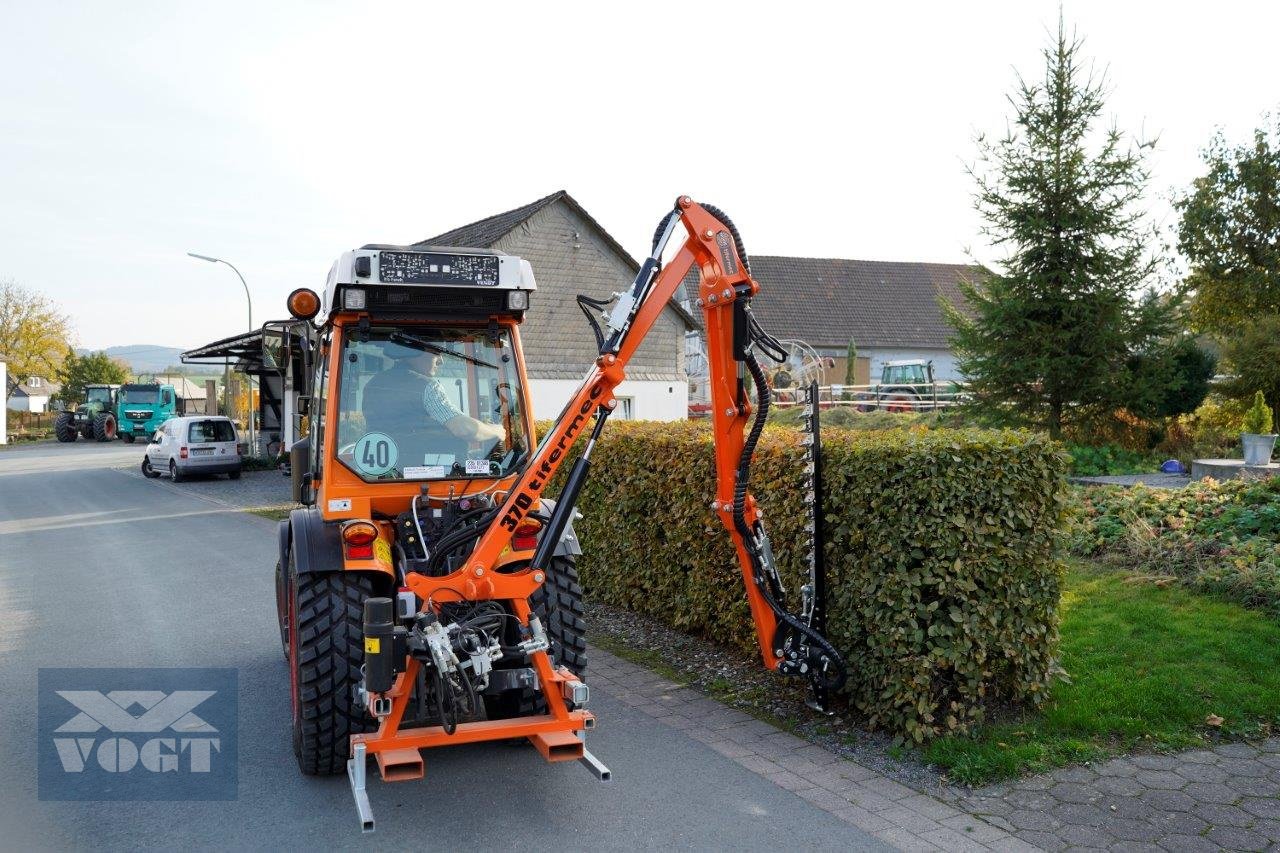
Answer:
[403,196,845,693]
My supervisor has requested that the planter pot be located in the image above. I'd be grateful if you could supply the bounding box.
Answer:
[1241,433,1278,466]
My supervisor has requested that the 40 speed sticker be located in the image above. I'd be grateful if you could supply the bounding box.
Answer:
[354,432,398,476]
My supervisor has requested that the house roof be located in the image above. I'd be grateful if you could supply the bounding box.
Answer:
[417,190,697,331]
[9,375,61,397]
[682,256,983,350]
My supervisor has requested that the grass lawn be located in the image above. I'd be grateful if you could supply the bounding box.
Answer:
[924,560,1280,785]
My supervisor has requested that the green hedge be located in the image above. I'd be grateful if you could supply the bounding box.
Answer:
[559,420,1069,741]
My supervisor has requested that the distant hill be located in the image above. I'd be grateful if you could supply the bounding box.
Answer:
[76,344,189,374]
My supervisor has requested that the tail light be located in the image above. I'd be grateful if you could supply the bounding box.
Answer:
[179,446,188,459]
[512,519,542,551]
[343,521,379,560]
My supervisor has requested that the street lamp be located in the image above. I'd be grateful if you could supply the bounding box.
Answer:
[187,252,255,456]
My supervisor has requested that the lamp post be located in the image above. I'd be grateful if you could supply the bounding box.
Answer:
[187,252,255,456]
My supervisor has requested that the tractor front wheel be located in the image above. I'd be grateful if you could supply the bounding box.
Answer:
[485,555,587,719]
[92,413,117,442]
[289,564,380,776]
[54,412,77,442]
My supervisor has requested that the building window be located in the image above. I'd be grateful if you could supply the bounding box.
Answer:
[29,377,40,388]
[615,397,634,420]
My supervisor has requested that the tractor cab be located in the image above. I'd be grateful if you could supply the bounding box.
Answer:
[287,245,538,520]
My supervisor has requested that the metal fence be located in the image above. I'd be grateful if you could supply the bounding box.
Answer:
[771,382,969,413]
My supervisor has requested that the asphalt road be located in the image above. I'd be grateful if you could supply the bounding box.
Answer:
[0,441,887,851]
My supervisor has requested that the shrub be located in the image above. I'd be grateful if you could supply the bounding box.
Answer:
[562,420,1068,742]
[1243,391,1274,435]
[1070,477,1280,615]
[1065,444,1161,476]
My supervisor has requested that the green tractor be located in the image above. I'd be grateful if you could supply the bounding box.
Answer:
[54,384,121,442]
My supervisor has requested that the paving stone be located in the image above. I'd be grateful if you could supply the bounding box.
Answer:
[1240,795,1280,820]
[900,793,964,822]
[1180,780,1240,804]
[1214,742,1261,759]
[1224,774,1276,797]
[1177,749,1222,765]
[1014,829,1068,851]
[1007,808,1060,832]
[1005,789,1056,810]
[799,786,857,813]
[1056,822,1112,847]
[1219,757,1272,778]
[1050,781,1101,804]
[941,814,1010,843]
[1132,754,1180,771]
[876,805,946,834]
[983,814,1016,833]
[1050,803,1108,827]
[832,805,893,833]
[1134,769,1187,790]
[962,795,1015,817]
[1110,795,1158,822]
[708,740,753,759]
[1150,809,1208,837]
[1259,738,1280,754]
[791,744,840,765]
[918,827,989,852]
[1174,762,1228,783]
[764,769,817,793]
[1095,759,1140,777]
[1191,800,1254,827]
[1109,842,1164,853]
[1155,834,1218,852]
[987,836,1046,852]
[1016,774,1057,791]
[1106,817,1163,843]
[1252,818,1280,841]
[842,786,898,813]
[1095,775,1146,797]
[1260,753,1280,768]
[1054,765,1099,784]
[1140,788,1197,812]
[1204,825,1270,851]
[877,827,943,852]
[872,778,920,801]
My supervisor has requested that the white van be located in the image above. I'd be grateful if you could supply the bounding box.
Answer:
[141,415,242,482]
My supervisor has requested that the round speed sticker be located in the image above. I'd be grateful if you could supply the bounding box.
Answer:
[354,432,398,476]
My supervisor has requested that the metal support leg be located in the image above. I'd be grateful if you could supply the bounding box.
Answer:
[576,731,612,781]
[347,742,375,833]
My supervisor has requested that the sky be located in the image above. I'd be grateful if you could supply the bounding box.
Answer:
[2,1,1277,351]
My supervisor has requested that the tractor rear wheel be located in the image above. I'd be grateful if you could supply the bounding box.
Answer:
[289,563,380,776]
[485,555,587,719]
[92,413,117,442]
[54,412,77,442]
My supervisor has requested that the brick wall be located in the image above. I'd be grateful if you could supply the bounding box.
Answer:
[491,200,686,382]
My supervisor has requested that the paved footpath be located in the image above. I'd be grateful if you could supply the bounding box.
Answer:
[951,741,1280,851]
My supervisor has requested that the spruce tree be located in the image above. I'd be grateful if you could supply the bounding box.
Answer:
[948,20,1171,438]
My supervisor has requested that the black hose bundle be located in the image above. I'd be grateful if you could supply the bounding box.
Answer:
[703,203,847,692]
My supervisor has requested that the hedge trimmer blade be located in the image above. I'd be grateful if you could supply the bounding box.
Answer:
[799,381,834,712]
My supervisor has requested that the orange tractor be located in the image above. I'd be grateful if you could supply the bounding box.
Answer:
[274,198,845,830]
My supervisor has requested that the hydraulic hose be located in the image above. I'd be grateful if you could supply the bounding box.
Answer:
[704,202,847,692]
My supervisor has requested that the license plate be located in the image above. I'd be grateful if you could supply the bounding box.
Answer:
[192,448,214,456]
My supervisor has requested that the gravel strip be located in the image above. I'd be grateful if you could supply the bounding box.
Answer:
[585,599,953,795]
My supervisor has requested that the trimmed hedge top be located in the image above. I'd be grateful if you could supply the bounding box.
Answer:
[562,420,1069,741]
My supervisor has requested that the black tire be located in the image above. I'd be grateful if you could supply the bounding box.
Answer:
[169,460,184,483]
[92,413,117,442]
[228,469,242,480]
[54,412,77,443]
[121,433,135,444]
[141,457,160,479]
[289,564,380,775]
[485,555,587,719]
